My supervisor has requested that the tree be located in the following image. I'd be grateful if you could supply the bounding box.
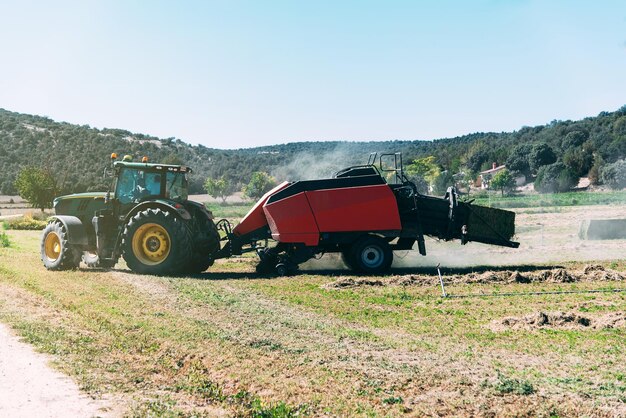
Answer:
[490,169,515,196]
[561,130,587,150]
[588,153,605,185]
[406,156,440,194]
[15,167,56,211]
[529,143,557,173]
[534,162,578,193]
[161,153,184,165]
[600,159,626,189]
[563,147,593,177]
[204,176,233,203]
[242,172,277,201]
[432,170,455,195]
[466,147,490,173]
[406,156,440,182]
[505,144,532,176]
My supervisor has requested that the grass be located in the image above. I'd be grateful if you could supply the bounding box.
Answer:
[205,202,253,220]
[469,190,626,208]
[0,225,625,415]
[492,372,536,395]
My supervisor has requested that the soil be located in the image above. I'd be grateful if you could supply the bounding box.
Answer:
[323,265,626,289]
[491,311,626,331]
[0,323,115,417]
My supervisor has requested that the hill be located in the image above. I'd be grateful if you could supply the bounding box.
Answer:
[1,106,625,195]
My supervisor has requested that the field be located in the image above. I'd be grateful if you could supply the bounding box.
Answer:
[0,200,625,417]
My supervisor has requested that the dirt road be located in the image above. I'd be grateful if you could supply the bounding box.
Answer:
[0,323,112,417]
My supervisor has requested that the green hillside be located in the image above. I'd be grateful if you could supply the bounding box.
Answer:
[1,106,625,195]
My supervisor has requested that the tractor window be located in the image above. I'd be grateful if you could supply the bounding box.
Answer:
[166,172,188,201]
[116,169,162,203]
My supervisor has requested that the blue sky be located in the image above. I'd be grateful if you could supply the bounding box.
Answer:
[0,1,624,148]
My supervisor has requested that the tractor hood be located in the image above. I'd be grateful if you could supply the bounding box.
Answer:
[53,192,107,216]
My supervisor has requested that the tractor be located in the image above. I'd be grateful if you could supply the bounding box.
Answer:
[41,154,220,275]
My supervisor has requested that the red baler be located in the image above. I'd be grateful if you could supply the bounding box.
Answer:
[213,153,518,275]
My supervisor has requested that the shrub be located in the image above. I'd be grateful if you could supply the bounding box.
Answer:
[0,231,10,247]
[3,214,48,230]
[534,162,578,193]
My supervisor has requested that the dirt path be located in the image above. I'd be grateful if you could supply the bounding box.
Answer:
[0,322,113,417]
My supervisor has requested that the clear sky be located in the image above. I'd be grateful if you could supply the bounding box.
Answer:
[0,1,624,149]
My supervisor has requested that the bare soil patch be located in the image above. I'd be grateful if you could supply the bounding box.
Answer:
[0,322,116,417]
[323,264,626,289]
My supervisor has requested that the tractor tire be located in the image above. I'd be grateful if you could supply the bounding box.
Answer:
[41,221,81,270]
[186,216,221,274]
[82,251,116,269]
[121,208,192,276]
[349,235,393,274]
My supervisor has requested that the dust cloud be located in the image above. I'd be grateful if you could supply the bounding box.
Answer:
[392,204,626,269]
[271,144,363,182]
[300,204,626,272]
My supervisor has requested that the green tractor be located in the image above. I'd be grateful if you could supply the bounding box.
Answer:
[40,154,220,275]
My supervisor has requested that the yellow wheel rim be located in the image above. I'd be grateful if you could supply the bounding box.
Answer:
[44,232,62,261]
[131,223,171,265]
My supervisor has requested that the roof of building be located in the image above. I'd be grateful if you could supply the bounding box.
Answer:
[480,164,506,175]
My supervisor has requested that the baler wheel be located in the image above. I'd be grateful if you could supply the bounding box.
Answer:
[275,263,288,276]
[349,236,393,274]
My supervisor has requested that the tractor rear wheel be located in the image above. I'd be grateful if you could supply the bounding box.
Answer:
[122,208,192,275]
[349,235,393,274]
[41,221,81,270]
[82,251,116,269]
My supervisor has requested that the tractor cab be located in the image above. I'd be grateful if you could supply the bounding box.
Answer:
[111,160,191,208]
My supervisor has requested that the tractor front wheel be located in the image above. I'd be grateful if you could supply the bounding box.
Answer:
[348,235,393,274]
[122,208,192,275]
[41,221,81,270]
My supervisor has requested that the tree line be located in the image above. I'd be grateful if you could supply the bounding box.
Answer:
[2,105,625,204]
